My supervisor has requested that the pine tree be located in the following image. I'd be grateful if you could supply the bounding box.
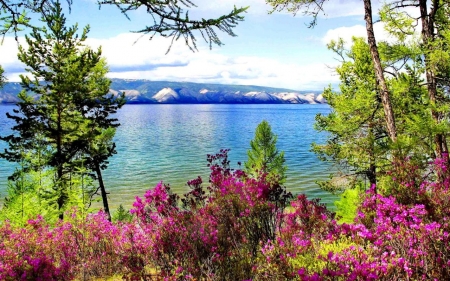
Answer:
[267,0,398,142]
[268,0,450,191]
[312,37,385,191]
[0,2,124,219]
[313,34,443,193]
[82,127,118,221]
[245,120,287,184]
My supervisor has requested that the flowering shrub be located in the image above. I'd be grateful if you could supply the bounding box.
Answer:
[1,153,450,280]
[252,195,339,281]
[0,210,153,280]
[131,149,292,280]
[251,157,450,280]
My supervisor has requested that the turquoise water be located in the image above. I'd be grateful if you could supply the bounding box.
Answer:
[0,104,337,209]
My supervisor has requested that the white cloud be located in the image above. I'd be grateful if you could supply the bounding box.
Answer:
[96,32,339,90]
[106,53,338,91]
[191,0,380,18]
[261,0,383,18]
[86,33,196,68]
[1,32,337,91]
[95,33,339,90]
[0,37,27,69]
[321,22,395,47]
[191,0,269,16]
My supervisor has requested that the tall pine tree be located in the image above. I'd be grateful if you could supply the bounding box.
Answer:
[0,2,124,219]
[267,0,398,142]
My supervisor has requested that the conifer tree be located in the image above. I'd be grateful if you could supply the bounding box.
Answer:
[0,2,124,219]
[312,37,385,191]
[267,0,398,142]
[268,0,450,191]
[268,0,450,161]
[379,0,450,159]
[82,127,118,221]
[245,120,287,184]
[313,34,442,193]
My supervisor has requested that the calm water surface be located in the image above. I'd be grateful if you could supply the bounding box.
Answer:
[0,104,337,209]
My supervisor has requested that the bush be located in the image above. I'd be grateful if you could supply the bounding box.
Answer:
[131,149,292,280]
[0,210,153,280]
[2,154,450,280]
[334,187,361,224]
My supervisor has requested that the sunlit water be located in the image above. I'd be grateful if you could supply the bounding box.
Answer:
[0,104,337,210]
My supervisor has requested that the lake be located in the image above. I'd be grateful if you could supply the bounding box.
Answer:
[0,104,337,210]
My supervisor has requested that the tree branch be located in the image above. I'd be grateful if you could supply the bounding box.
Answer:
[99,0,247,53]
[1,0,246,52]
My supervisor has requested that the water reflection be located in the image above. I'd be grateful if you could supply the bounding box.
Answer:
[0,104,337,209]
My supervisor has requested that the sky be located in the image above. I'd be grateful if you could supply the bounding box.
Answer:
[0,0,391,91]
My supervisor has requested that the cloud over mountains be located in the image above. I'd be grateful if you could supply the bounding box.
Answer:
[2,33,338,91]
[0,79,326,105]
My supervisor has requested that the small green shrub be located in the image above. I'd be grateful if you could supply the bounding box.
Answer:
[289,237,358,273]
[334,187,361,224]
[112,204,133,222]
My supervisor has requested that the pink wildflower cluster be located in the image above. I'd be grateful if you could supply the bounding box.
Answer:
[0,211,152,280]
[2,153,450,280]
[130,149,292,280]
[256,158,450,280]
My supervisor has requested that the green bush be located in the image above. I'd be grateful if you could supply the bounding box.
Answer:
[334,187,361,224]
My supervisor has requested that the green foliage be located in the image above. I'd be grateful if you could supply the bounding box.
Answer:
[289,237,359,273]
[266,0,326,27]
[379,4,415,42]
[112,204,133,223]
[313,37,387,191]
[101,0,248,53]
[0,166,94,226]
[268,0,450,196]
[0,3,124,218]
[0,172,58,226]
[334,186,361,224]
[0,65,5,88]
[245,120,287,184]
[313,34,445,193]
[0,4,32,39]
[1,0,247,52]
[378,1,450,159]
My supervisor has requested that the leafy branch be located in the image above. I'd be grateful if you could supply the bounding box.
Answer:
[0,0,72,40]
[99,0,247,53]
[1,0,247,52]
[266,0,327,27]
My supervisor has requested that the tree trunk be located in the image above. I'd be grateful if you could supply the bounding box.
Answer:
[419,0,446,159]
[368,127,377,186]
[57,106,64,220]
[95,163,111,221]
[367,125,377,192]
[363,0,397,142]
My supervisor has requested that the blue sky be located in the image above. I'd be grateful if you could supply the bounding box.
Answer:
[0,0,389,91]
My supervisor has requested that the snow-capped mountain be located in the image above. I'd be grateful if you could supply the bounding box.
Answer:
[0,79,327,104]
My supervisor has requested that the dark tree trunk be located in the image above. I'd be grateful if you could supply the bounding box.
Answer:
[363,0,397,142]
[57,106,64,220]
[368,126,377,192]
[95,163,111,221]
[368,163,377,185]
[419,0,447,159]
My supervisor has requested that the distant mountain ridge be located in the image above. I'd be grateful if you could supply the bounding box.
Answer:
[0,79,326,104]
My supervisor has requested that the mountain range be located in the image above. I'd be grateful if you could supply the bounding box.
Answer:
[0,79,326,104]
